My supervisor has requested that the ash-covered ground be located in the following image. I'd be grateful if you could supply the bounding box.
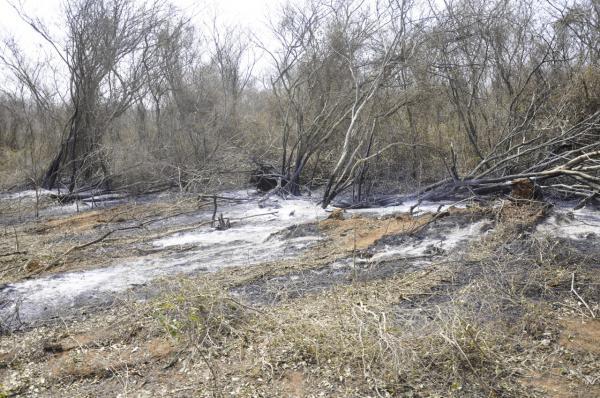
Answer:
[0,189,598,397]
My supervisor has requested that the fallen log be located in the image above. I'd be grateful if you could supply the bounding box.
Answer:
[49,190,127,204]
[335,111,600,209]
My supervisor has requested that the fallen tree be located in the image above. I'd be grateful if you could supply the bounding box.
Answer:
[335,111,600,208]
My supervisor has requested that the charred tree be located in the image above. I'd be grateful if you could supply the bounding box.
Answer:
[10,0,176,192]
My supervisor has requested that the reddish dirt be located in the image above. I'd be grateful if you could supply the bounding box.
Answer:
[559,319,600,355]
[525,370,600,398]
[47,337,175,380]
[524,318,600,398]
[319,212,432,251]
[281,370,306,397]
[35,202,173,234]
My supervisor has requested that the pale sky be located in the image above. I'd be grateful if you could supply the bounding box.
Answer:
[0,0,283,43]
[0,0,440,88]
[0,0,287,87]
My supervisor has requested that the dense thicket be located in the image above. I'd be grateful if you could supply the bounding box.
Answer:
[1,0,598,206]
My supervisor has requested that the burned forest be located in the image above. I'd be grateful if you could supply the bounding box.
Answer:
[0,0,599,397]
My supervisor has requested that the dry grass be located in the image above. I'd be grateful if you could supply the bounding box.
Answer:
[0,194,207,283]
[0,148,31,190]
[145,202,598,397]
[152,271,525,396]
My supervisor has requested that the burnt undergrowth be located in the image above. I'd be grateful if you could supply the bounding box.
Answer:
[146,202,599,397]
[2,201,598,397]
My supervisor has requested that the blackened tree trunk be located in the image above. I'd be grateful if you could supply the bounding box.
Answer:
[15,0,177,191]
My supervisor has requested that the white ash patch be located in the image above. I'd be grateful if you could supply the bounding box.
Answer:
[346,200,468,218]
[0,189,59,200]
[536,207,600,239]
[369,220,490,263]
[153,198,327,248]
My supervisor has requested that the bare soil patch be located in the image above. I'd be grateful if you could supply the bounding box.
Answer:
[560,319,600,355]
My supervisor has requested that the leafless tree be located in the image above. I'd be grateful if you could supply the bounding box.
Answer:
[262,0,417,202]
[5,0,178,192]
[321,0,420,207]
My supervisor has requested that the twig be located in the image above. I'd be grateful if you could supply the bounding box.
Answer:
[571,272,596,318]
[574,192,598,210]
[197,194,251,202]
[0,251,28,257]
[13,226,19,252]
[409,199,423,215]
[225,297,266,314]
[61,225,142,257]
[147,220,214,239]
[211,195,218,227]
[136,206,210,227]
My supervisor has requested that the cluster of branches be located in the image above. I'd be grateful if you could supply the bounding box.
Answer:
[259,0,424,204]
[0,0,598,207]
[260,0,600,207]
[416,112,600,204]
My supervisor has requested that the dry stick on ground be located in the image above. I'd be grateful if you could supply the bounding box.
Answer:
[224,297,266,314]
[234,212,279,221]
[197,194,252,202]
[137,206,212,227]
[410,197,475,235]
[61,225,144,257]
[570,272,596,319]
[56,200,215,256]
[144,220,215,241]
[0,251,27,257]
[146,211,280,241]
